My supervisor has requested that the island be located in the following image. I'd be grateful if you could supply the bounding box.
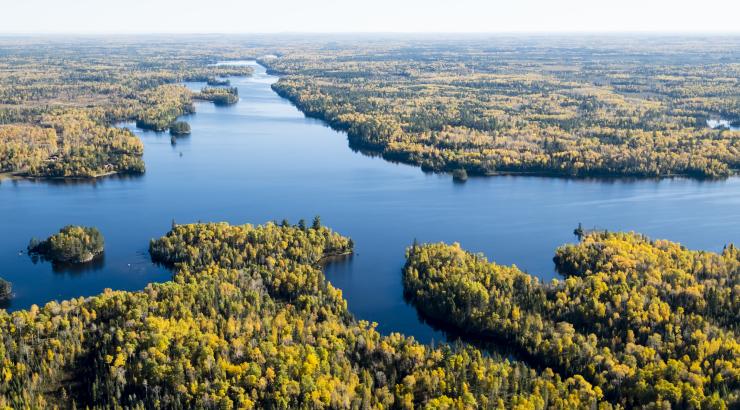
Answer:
[169,121,191,136]
[195,86,239,106]
[0,277,10,302]
[28,225,105,264]
[452,168,468,182]
[206,76,231,86]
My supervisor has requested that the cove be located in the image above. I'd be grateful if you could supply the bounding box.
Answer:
[1,61,739,343]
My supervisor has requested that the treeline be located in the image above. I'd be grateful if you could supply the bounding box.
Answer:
[0,42,254,178]
[0,112,144,178]
[403,232,739,408]
[134,84,195,132]
[266,43,740,179]
[1,221,610,409]
[0,125,58,175]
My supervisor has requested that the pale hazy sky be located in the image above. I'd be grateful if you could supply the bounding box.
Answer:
[2,0,738,34]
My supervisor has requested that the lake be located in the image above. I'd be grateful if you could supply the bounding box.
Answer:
[1,61,739,343]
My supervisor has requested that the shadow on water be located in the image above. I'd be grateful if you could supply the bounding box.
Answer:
[2,172,145,187]
[290,90,734,184]
[28,252,107,276]
[319,252,355,270]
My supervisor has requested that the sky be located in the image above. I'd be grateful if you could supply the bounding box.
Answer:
[1,0,738,34]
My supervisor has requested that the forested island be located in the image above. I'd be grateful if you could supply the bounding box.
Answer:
[196,86,240,106]
[0,41,253,179]
[265,38,740,179]
[0,278,10,303]
[403,231,739,408]
[207,77,231,86]
[169,121,192,136]
[28,225,105,263]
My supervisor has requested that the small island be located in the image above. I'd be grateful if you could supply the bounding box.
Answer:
[0,277,11,302]
[196,86,239,106]
[206,77,230,86]
[452,168,468,182]
[28,225,105,264]
[169,121,191,136]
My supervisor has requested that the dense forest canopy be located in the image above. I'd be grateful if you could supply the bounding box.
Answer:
[262,36,740,178]
[0,221,610,409]
[28,225,105,264]
[6,220,736,408]
[403,232,740,408]
[195,86,240,106]
[0,36,740,178]
[0,40,254,178]
[2,35,738,179]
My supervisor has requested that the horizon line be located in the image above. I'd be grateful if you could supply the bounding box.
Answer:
[1,30,739,36]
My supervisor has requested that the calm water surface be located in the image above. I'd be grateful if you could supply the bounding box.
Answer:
[1,62,739,343]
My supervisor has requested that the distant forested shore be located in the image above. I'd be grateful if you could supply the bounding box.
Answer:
[264,38,740,179]
[0,43,253,179]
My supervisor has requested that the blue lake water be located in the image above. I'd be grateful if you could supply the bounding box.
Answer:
[1,61,739,343]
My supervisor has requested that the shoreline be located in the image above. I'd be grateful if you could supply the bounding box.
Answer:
[5,61,736,184]
[266,64,737,182]
[1,170,123,182]
[1,64,256,184]
[318,250,354,266]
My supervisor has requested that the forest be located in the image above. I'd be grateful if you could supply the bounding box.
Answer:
[1,36,739,409]
[28,225,105,264]
[0,40,254,178]
[264,37,740,178]
[3,36,739,180]
[1,221,611,409]
[403,231,739,408]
